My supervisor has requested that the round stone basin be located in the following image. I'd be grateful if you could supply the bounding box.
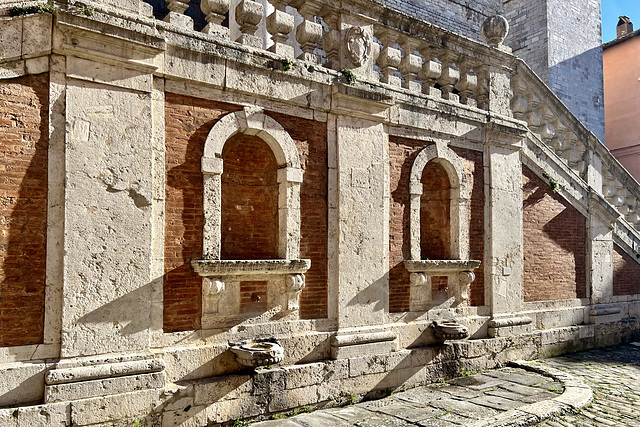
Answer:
[432,320,469,341]
[230,341,285,368]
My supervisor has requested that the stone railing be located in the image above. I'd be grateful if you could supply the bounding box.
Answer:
[155,0,515,111]
[509,64,594,181]
[510,61,640,233]
[601,155,640,230]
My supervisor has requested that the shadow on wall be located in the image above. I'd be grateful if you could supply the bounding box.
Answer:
[0,74,49,348]
[522,169,586,300]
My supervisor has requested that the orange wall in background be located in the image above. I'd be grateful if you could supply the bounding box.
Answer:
[604,36,640,179]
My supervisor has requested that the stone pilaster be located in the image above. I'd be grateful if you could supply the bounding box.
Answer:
[484,121,530,337]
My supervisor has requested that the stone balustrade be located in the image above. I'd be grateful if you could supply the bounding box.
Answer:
[510,61,640,236]
[155,0,502,111]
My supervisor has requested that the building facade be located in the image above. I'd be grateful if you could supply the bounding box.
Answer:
[0,0,638,425]
[603,18,640,179]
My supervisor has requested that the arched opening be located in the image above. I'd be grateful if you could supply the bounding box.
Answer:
[405,142,480,310]
[194,107,310,326]
[420,161,451,260]
[221,133,279,260]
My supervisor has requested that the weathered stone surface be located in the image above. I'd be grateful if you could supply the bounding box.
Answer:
[1,2,639,426]
[0,361,48,407]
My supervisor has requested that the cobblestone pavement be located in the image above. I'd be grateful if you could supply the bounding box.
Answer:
[535,344,640,427]
[251,366,565,427]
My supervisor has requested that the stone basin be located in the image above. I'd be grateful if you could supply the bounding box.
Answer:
[230,341,285,368]
[432,320,469,341]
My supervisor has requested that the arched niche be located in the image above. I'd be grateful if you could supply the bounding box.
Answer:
[405,142,480,310]
[192,107,310,326]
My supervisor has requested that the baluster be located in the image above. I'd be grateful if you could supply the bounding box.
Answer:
[320,10,340,69]
[438,52,460,101]
[419,44,442,98]
[510,74,528,120]
[602,171,616,199]
[377,30,401,86]
[550,122,567,153]
[455,59,478,107]
[539,109,556,145]
[399,37,422,92]
[525,97,543,137]
[266,0,294,57]
[474,64,489,110]
[568,138,586,175]
[292,1,322,64]
[629,200,640,226]
[235,0,264,48]
[164,0,193,28]
[201,0,230,37]
[623,196,636,221]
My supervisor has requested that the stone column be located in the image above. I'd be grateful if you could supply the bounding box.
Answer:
[484,123,531,337]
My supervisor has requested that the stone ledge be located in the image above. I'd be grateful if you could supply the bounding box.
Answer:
[404,259,481,274]
[192,259,311,277]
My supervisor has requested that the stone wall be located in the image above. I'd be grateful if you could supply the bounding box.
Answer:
[504,0,605,142]
[0,73,48,347]
[384,0,504,41]
[613,245,640,296]
[522,166,587,302]
[503,0,549,82]
[546,0,605,142]
[1,4,639,426]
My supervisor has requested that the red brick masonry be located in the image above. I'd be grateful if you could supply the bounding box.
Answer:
[613,244,640,296]
[0,73,49,346]
[523,166,586,301]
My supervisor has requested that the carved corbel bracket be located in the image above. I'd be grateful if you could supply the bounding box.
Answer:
[203,277,226,315]
[285,273,306,311]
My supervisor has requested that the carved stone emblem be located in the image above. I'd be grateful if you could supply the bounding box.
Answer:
[345,26,372,67]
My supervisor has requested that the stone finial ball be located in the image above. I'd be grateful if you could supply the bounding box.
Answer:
[481,15,509,47]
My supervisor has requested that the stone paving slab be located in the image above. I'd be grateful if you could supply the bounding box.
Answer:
[249,364,574,427]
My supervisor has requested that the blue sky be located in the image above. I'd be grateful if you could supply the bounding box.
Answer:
[602,0,640,42]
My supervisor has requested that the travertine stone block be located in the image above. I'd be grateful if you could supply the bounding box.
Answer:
[45,372,166,403]
[22,14,52,58]
[0,361,48,407]
[62,81,155,357]
[70,389,161,426]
